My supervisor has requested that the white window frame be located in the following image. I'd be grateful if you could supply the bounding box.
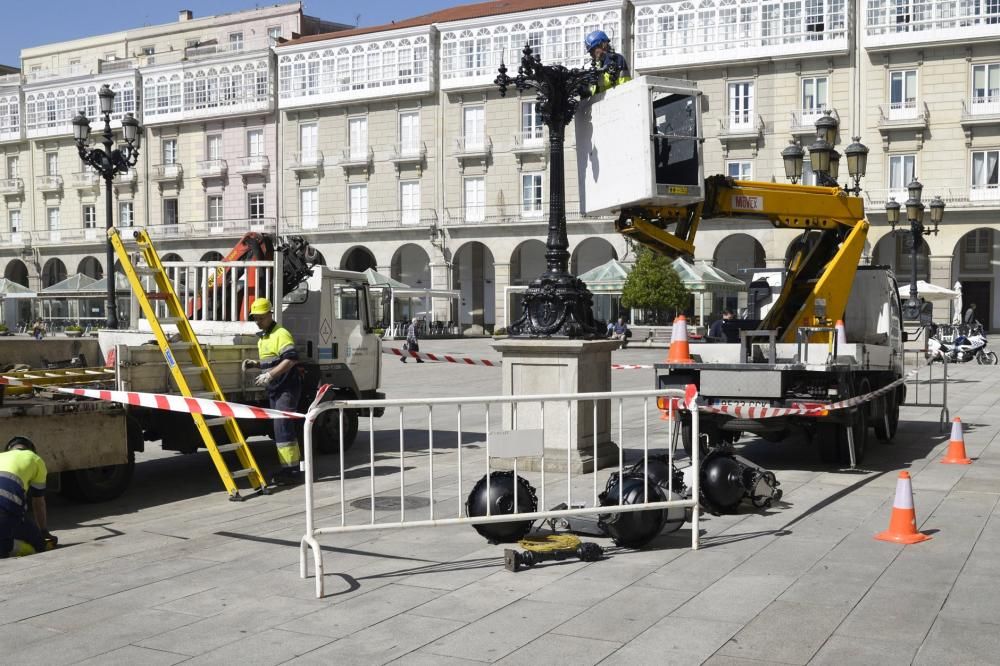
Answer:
[45,152,58,176]
[118,201,133,228]
[521,172,543,217]
[267,26,282,46]
[163,138,178,165]
[207,196,224,228]
[247,129,264,157]
[971,149,1000,200]
[463,105,485,150]
[163,198,179,226]
[229,32,244,51]
[888,154,916,198]
[399,111,420,155]
[300,188,318,229]
[889,69,918,119]
[9,209,21,233]
[299,123,318,161]
[47,207,59,231]
[727,81,755,129]
[400,180,421,225]
[83,205,97,229]
[464,176,485,223]
[521,102,543,142]
[801,76,828,117]
[247,192,265,221]
[349,184,368,227]
[972,63,1000,115]
[6,155,17,179]
[206,134,222,161]
[348,116,368,160]
[726,160,753,180]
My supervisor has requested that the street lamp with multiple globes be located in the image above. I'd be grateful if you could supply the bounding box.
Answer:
[495,45,603,337]
[885,180,946,322]
[72,84,142,329]
[782,111,869,196]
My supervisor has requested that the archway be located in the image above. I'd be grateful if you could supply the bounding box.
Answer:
[340,246,376,272]
[161,253,182,263]
[510,240,546,286]
[872,232,929,283]
[311,250,327,266]
[952,228,996,330]
[77,256,103,280]
[41,258,67,288]
[571,237,617,275]
[453,241,495,332]
[201,251,223,262]
[713,233,765,277]
[3,259,29,287]
[391,244,430,287]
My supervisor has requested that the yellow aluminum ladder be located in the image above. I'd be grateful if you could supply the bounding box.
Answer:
[109,227,267,500]
[1,367,116,396]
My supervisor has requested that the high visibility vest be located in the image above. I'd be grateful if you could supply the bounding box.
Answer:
[0,450,46,516]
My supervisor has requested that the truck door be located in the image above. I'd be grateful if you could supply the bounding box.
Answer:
[333,283,378,392]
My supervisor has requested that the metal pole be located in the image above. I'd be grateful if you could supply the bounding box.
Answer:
[105,174,118,328]
[909,217,920,308]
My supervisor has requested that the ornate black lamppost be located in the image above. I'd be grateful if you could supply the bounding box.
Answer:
[72,84,142,329]
[496,45,603,338]
[885,180,946,321]
[783,111,869,197]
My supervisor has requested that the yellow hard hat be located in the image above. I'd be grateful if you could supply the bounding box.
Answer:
[249,298,273,316]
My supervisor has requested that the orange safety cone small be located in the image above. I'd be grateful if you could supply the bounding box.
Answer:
[941,417,972,465]
[667,315,693,364]
[875,471,931,544]
[835,319,848,349]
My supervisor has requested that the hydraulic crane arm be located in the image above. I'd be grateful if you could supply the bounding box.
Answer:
[615,175,870,342]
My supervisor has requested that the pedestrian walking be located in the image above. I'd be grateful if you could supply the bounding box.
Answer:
[402,320,424,363]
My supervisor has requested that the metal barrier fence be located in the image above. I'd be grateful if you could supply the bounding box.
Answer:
[299,388,699,598]
[902,349,949,430]
[138,259,278,323]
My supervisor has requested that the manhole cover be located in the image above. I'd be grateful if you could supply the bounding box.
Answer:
[350,496,430,511]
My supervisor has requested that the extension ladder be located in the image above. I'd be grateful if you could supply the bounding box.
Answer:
[1,367,116,396]
[109,227,268,500]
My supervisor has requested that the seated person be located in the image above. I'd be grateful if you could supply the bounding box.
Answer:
[708,310,735,341]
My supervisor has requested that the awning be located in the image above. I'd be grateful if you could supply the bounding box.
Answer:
[0,278,35,298]
[362,268,409,289]
[671,258,746,293]
[39,273,97,295]
[578,258,630,293]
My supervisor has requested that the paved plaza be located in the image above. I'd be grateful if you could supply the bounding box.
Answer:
[2,340,999,664]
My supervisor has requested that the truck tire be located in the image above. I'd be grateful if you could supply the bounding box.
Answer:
[873,392,898,443]
[61,450,135,503]
[313,408,359,455]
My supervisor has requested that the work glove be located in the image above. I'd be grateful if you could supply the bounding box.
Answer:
[242,359,259,371]
[254,372,272,387]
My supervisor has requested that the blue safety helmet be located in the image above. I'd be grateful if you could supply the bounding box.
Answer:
[584,30,610,52]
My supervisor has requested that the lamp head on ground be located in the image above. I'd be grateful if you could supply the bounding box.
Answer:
[885,198,901,230]
[814,110,838,145]
[72,111,90,145]
[781,140,804,183]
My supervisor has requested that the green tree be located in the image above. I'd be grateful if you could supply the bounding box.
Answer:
[621,248,689,322]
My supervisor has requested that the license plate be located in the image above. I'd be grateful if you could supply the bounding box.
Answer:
[712,399,770,408]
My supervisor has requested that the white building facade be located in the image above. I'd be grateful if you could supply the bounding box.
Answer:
[2,0,1000,330]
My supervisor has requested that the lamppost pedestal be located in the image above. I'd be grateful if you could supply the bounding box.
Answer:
[491,337,621,473]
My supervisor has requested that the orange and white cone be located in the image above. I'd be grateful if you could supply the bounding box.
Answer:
[835,319,848,349]
[941,417,972,465]
[667,315,693,364]
[875,471,931,544]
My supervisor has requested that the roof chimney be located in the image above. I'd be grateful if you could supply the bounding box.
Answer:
[178,10,193,21]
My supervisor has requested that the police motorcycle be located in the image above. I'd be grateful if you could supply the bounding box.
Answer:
[927,323,998,365]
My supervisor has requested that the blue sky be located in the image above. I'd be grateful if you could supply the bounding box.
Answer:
[2,0,460,67]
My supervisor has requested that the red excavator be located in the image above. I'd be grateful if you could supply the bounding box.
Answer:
[187,233,320,321]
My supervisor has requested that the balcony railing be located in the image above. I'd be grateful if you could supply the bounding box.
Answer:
[878,101,930,130]
[282,209,438,233]
[233,155,270,176]
[114,168,138,189]
[339,146,374,169]
[188,217,277,236]
[0,231,27,246]
[289,151,324,173]
[71,171,101,191]
[391,142,427,165]
[790,108,836,134]
[98,59,136,74]
[152,163,184,182]
[513,131,547,153]
[195,159,228,180]
[866,187,1000,209]
[0,178,23,196]
[962,97,1000,125]
[35,175,63,192]
[442,203,610,226]
[719,114,764,138]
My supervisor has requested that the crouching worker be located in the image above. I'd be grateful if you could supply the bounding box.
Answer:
[244,298,303,486]
[0,436,55,558]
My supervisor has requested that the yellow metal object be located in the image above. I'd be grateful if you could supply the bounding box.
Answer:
[108,227,267,500]
[616,175,870,343]
[0,367,115,396]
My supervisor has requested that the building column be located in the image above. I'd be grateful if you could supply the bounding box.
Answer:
[928,255,953,289]
[430,261,451,324]
[494,262,510,330]
[764,257,785,269]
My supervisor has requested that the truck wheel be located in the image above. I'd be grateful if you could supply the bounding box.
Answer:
[314,408,359,455]
[61,450,135,503]
[873,393,898,443]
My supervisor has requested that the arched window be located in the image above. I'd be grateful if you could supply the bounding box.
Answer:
[698,0,717,51]
[366,43,381,89]
[351,45,365,90]
[278,55,292,96]
[545,18,564,64]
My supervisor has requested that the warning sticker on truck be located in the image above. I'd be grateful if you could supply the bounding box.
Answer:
[731,195,764,211]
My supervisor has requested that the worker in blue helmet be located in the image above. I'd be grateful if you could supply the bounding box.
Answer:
[584,30,631,96]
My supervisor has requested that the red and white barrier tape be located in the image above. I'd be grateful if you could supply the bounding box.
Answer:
[384,347,500,367]
[54,387,304,420]
[612,364,653,370]
[686,371,913,419]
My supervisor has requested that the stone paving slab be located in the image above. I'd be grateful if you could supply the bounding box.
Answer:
[1,342,999,664]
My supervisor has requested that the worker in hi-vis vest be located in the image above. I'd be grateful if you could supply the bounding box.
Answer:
[0,436,55,558]
[243,298,303,486]
[584,30,631,96]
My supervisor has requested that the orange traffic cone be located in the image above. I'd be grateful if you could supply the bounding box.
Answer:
[875,471,931,544]
[667,315,693,364]
[941,417,972,465]
[835,319,848,349]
